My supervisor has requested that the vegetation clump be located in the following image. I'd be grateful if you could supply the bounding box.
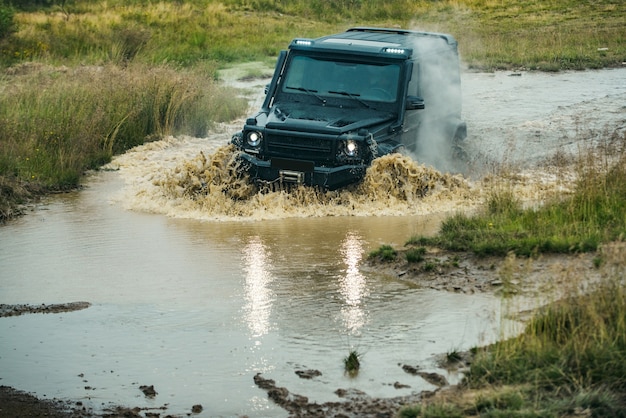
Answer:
[412,133,626,258]
[368,244,398,261]
[343,349,361,376]
[405,246,427,263]
[0,63,248,221]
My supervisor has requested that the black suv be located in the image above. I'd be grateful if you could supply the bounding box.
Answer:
[231,27,466,190]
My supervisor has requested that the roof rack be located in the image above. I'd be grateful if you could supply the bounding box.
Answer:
[346,27,457,45]
[346,27,412,36]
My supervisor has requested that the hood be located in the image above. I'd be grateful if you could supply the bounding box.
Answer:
[265,103,396,134]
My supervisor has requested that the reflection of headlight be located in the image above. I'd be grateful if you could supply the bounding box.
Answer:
[345,140,358,157]
[246,131,262,147]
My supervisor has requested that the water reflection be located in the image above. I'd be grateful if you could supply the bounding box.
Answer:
[338,232,369,334]
[241,236,274,338]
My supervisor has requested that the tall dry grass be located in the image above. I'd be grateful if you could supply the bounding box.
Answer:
[3,0,624,70]
[0,62,247,190]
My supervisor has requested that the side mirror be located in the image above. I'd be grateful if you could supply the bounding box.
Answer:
[406,96,425,110]
[264,84,270,95]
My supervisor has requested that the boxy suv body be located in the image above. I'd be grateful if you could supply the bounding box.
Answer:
[231,27,466,190]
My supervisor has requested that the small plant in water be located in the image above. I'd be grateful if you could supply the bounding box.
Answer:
[344,350,361,375]
[446,349,463,363]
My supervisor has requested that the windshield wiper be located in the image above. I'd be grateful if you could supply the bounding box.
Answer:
[285,86,326,104]
[328,90,371,109]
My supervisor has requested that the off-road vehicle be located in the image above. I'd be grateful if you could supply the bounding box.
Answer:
[231,27,466,190]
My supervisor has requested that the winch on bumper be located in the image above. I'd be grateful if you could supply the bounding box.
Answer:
[237,152,368,191]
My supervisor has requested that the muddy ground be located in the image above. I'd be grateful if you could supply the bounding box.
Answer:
[0,250,601,418]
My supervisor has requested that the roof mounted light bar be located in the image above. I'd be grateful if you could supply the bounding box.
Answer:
[292,39,313,47]
[383,47,407,55]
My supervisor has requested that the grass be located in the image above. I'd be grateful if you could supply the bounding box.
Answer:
[395,135,626,415]
[343,349,362,376]
[407,131,626,258]
[0,62,248,220]
[457,260,626,417]
[1,0,624,69]
[406,246,427,263]
[368,244,398,261]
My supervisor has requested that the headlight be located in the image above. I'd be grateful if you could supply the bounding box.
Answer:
[345,140,358,157]
[246,131,262,147]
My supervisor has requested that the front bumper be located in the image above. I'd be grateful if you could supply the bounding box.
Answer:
[239,153,367,190]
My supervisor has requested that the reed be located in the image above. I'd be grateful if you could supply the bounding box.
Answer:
[0,62,247,191]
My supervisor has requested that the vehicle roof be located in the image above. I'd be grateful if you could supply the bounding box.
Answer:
[289,27,458,59]
[341,27,456,47]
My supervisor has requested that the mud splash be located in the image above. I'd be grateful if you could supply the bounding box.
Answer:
[153,144,477,220]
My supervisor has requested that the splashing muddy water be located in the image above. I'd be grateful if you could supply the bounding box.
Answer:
[147,144,474,220]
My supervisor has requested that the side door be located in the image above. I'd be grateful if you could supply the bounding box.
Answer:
[400,60,425,153]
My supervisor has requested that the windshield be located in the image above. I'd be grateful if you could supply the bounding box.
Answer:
[281,55,401,103]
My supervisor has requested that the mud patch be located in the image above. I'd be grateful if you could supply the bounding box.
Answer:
[365,247,600,297]
[0,302,90,317]
[0,386,91,417]
[253,373,430,418]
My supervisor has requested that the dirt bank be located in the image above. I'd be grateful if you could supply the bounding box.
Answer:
[364,246,601,297]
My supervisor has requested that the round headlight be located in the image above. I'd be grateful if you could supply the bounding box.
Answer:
[246,131,262,147]
[345,140,358,157]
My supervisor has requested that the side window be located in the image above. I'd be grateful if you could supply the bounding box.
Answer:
[408,62,421,97]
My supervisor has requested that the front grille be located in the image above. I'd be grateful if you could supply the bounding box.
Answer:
[266,132,335,162]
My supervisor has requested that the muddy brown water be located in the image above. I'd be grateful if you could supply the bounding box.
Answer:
[0,67,624,417]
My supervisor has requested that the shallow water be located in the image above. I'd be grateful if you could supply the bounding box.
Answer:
[1,67,625,416]
[0,177,507,416]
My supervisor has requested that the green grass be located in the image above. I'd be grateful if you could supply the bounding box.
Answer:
[0,63,247,185]
[406,246,427,263]
[368,244,398,261]
[343,349,361,376]
[400,270,626,418]
[461,268,626,417]
[408,136,626,258]
[2,0,624,69]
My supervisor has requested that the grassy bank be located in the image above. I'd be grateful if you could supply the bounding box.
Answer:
[382,132,626,416]
[2,0,624,70]
[409,132,626,258]
[397,241,626,417]
[0,62,248,220]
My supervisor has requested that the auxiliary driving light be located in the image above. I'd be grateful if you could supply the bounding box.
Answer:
[246,131,262,147]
